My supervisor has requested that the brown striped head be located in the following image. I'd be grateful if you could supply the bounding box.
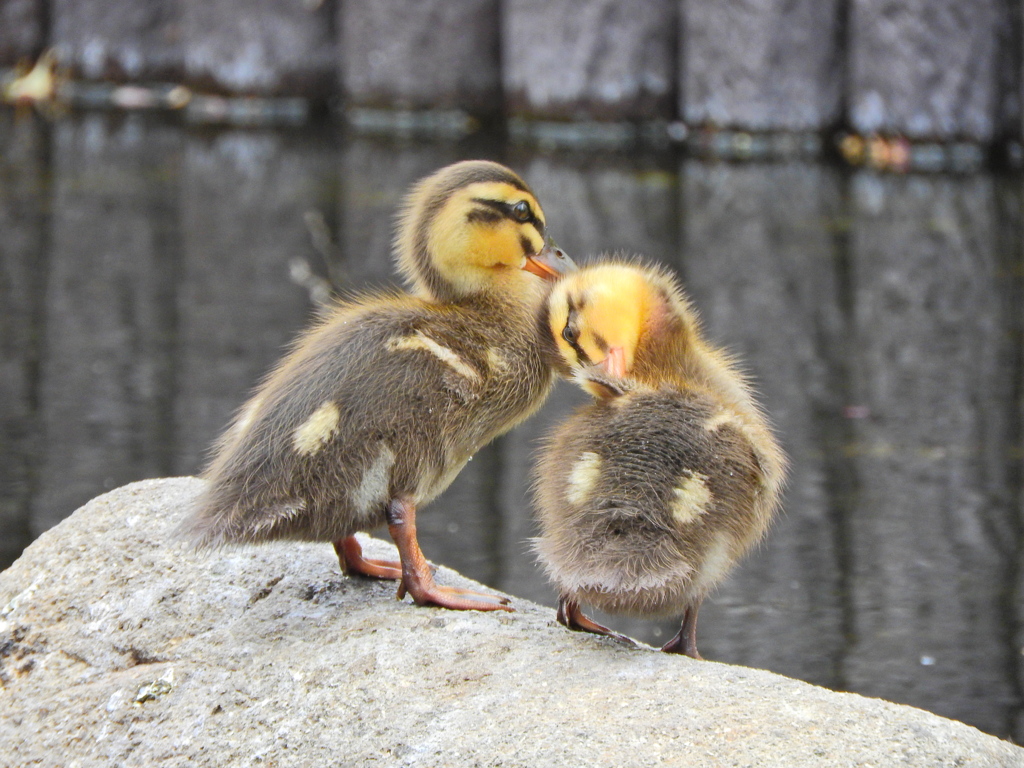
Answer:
[394,160,574,302]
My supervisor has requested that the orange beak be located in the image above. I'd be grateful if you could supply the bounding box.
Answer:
[597,346,627,379]
[523,244,576,280]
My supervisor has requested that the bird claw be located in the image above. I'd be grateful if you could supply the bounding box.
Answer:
[399,581,513,612]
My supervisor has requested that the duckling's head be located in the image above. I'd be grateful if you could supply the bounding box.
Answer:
[395,160,574,302]
[546,261,695,397]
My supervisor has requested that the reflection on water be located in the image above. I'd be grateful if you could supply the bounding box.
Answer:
[1,110,1021,740]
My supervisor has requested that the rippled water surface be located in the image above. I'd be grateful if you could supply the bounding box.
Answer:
[1,109,1021,740]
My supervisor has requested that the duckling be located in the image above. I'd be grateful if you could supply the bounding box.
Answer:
[3,49,59,105]
[181,160,576,612]
[533,261,785,656]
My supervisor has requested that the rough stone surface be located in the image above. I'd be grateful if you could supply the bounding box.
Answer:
[340,0,501,113]
[849,0,1000,141]
[183,0,336,98]
[1,478,1021,767]
[682,0,843,131]
[51,0,182,82]
[0,0,43,66]
[503,0,676,121]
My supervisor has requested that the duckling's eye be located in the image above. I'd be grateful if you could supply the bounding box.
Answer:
[562,324,578,344]
[512,201,532,222]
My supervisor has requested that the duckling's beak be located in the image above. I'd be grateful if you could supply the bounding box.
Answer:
[597,347,627,379]
[523,245,576,280]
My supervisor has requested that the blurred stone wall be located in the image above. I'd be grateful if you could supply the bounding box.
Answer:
[1,0,1020,142]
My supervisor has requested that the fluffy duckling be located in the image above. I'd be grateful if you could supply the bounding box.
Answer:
[3,49,60,105]
[533,261,785,656]
[181,160,576,612]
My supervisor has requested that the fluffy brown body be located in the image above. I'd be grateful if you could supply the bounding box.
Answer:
[533,261,785,655]
[192,291,554,545]
[534,386,768,618]
[181,160,575,612]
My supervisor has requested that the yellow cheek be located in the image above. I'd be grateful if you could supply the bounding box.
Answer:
[578,334,606,365]
[471,224,521,267]
[554,337,576,365]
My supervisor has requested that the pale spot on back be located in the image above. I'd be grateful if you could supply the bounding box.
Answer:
[351,445,396,514]
[704,410,739,432]
[567,451,602,506]
[670,472,713,525]
[387,332,481,381]
[293,402,341,456]
[486,347,508,372]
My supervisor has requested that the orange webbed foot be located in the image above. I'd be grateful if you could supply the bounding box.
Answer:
[335,535,402,580]
[557,597,636,646]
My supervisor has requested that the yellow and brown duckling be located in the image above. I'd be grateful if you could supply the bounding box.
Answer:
[533,261,785,656]
[181,160,575,612]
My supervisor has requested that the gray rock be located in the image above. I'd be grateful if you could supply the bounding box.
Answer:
[682,0,844,131]
[0,0,43,66]
[848,0,999,141]
[1,478,1020,767]
[340,0,501,114]
[503,0,676,121]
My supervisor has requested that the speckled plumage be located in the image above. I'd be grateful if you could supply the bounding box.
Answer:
[179,161,572,613]
[189,292,555,547]
[532,260,785,654]
[534,384,769,618]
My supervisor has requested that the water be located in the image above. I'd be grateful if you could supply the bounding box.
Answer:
[1,109,1021,740]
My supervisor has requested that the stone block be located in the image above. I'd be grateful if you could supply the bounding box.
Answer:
[50,0,182,81]
[504,0,676,121]
[340,0,501,113]
[849,0,999,141]
[682,0,843,131]
[1,477,1021,767]
[183,0,336,98]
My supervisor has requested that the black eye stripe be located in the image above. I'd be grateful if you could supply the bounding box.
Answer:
[470,197,544,234]
[562,301,590,364]
[466,208,503,224]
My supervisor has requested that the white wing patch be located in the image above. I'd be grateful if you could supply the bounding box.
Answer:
[567,451,602,506]
[670,472,712,525]
[293,402,341,456]
[387,332,481,381]
[704,410,739,432]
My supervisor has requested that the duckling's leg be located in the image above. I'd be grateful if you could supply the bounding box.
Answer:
[660,602,703,659]
[385,498,513,612]
[557,596,635,646]
[334,535,403,580]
